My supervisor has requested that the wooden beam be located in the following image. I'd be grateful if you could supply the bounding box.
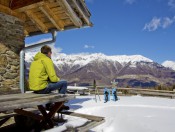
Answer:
[0,4,26,21]
[0,117,10,127]
[25,10,48,33]
[58,0,82,27]
[10,0,43,10]
[61,111,104,121]
[14,109,43,121]
[71,0,92,26]
[0,108,39,120]
[39,4,64,31]
[79,0,91,17]
[0,93,75,112]
[37,105,54,128]
[14,1,45,12]
[24,29,29,36]
[130,91,175,98]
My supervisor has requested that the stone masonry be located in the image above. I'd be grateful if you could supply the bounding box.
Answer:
[0,12,24,92]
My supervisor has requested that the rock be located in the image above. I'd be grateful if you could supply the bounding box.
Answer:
[11,66,19,71]
[15,76,20,82]
[4,72,18,79]
[2,79,15,85]
[8,70,18,73]
[9,60,19,66]
[0,55,8,67]
[0,68,6,74]
[0,43,8,53]
[4,15,15,24]
[6,50,15,56]
[10,54,18,59]
[7,64,11,69]
[0,75,3,81]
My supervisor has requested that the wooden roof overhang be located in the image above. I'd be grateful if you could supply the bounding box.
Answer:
[0,0,92,36]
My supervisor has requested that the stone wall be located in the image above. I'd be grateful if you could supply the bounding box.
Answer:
[0,13,24,93]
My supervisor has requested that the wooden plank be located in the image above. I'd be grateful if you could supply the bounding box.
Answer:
[0,93,52,102]
[25,25,40,33]
[131,91,175,98]
[61,111,104,122]
[14,109,43,121]
[39,4,64,30]
[54,12,69,19]
[51,8,65,15]
[25,10,48,33]
[63,19,73,25]
[10,0,43,10]
[24,29,29,36]
[78,0,91,17]
[34,11,66,19]
[0,94,75,112]
[0,4,26,20]
[13,1,45,12]
[71,0,92,26]
[0,93,72,104]
[77,120,105,132]
[0,0,10,7]
[0,108,39,120]
[38,105,54,128]
[47,1,61,8]
[118,88,175,93]
[58,0,82,27]
[38,102,63,128]
[47,102,63,119]
[0,117,10,127]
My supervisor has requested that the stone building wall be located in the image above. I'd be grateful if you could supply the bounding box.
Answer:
[0,13,24,93]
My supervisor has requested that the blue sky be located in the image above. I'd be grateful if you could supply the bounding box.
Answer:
[25,0,175,63]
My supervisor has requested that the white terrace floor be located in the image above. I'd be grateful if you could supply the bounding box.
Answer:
[46,95,175,132]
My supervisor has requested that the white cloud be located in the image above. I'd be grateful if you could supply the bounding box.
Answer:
[125,0,136,4]
[84,44,95,49]
[51,46,62,53]
[25,38,62,53]
[168,0,175,8]
[162,17,174,28]
[143,16,175,31]
[143,17,161,31]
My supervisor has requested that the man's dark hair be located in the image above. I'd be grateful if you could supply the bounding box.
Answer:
[41,45,52,54]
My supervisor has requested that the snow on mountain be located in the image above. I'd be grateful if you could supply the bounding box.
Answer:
[54,53,153,67]
[25,51,36,62]
[162,61,175,71]
[25,52,153,67]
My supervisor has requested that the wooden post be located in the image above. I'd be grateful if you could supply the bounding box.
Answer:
[94,80,101,102]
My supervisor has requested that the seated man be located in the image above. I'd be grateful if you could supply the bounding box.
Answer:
[29,45,67,94]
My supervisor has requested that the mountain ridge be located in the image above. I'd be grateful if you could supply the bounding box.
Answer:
[162,61,175,71]
[25,52,175,87]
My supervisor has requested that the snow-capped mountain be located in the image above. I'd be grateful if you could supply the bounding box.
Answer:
[162,61,175,71]
[25,52,175,87]
[54,53,153,67]
[25,52,153,64]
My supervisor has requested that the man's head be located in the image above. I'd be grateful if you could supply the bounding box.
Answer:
[41,45,52,58]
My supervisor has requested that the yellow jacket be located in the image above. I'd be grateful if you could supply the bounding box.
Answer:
[29,52,60,91]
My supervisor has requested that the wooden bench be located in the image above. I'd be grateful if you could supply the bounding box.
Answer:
[0,93,75,130]
[130,90,175,98]
[67,86,89,95]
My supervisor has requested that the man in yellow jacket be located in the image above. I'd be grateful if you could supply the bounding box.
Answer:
[29,45,67,94]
